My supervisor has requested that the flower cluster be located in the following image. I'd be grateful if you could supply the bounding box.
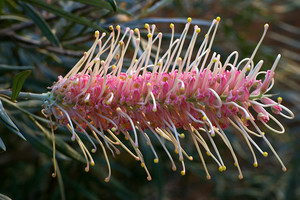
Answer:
[42,17,294,181]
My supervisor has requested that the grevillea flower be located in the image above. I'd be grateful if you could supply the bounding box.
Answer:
[42,17,294,182]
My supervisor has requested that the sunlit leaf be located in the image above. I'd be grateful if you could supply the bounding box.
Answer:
[0,14,29,22]
[20,2,60,46]
[0,193,12,200]
[0,137,6,151]
[11,70,31,101]
[0,100,26,140]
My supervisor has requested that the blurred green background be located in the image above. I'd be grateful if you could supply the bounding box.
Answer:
[0,0,300,199]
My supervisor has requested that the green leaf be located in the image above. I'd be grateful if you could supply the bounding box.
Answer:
[0,137,6,151]
[0,14,29,22]
[0,64,34,72]
[55,136,85,163]
[18,124,69,160]
[55,163,66,200]
[107,0,118,12]
[11,70,31,101]
[20,2,60,47]
[0,100,26,140]
[0,193,12,200]
[72,0,114,11]
[0,0,4,15]
[30,116,85,163]
[20,0,105,32]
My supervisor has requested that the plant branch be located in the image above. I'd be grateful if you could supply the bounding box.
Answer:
[4,33,84,57]
[0,90,50,101]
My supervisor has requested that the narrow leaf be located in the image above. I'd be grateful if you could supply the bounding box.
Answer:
[0,0,4,15]
[0,64,34,72]
[30,115,85,163]
[72,0,114,11]
[11,70,31,101]
[0,193,12,200]
[0,137,6,151]
[107,0,118,12]
[18,124,69,160]
[0,14,29,22]
[55,137,85,163]
[55,163,66,200]
[20,0,105,32]
[20,3,60,46]
[0,100,26,140]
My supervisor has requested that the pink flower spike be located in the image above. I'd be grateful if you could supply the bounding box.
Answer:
[42,17,294,181]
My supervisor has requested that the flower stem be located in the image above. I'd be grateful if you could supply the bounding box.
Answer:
[0,90,50,101]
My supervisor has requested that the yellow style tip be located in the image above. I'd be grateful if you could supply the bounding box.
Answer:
[94,30,99,37]
[264,23,269,29]
[218,166,223,172]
